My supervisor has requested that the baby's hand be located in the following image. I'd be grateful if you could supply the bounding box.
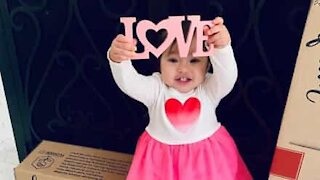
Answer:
[204,17,231,49]
[109,34,137,63]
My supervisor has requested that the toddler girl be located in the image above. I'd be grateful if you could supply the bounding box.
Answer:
[107,17,252,180]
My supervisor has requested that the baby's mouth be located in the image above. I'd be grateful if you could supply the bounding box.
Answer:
[175,77,192,83]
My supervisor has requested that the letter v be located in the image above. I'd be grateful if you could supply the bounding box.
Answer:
[174,16,200,58]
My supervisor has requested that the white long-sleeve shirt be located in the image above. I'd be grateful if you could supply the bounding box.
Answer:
[108,45,237,145]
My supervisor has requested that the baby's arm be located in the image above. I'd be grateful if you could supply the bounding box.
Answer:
[203,17,238,102]
[108,35,160,107]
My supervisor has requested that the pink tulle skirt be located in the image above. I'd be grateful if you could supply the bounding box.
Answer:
[126,126,252,180]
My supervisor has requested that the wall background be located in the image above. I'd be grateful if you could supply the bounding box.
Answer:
[0,0,311,179]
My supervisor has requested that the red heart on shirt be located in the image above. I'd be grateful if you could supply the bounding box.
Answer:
[165,97,201,132]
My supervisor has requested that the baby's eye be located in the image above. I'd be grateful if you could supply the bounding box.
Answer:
[168,58,178,63]
[190,58,200,63]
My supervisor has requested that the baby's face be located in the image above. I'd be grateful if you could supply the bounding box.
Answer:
[160,39,209,93]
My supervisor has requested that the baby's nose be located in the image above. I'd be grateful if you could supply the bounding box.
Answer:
[177,62,188,72]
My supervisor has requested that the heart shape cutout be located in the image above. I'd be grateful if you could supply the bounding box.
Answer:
[136,20,175,58]
[146,29,167,48]
[165,97,201,132]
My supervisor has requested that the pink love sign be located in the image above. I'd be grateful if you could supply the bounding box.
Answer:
[120,15,214,59]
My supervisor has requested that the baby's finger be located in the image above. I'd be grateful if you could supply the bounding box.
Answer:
[208,34,230,48]
[115,34,136,44]
[212,17,224,25]
[206,33,220,44]
[206,25,223,36]
[114,41,136,52]
[203,25,211,36]
[112,46,136,59]
[133,38,137,46]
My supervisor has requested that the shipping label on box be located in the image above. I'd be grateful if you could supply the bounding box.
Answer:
[14,141,132,180]
[269,1,320,179]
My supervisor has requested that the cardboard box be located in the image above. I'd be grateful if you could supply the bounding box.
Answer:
[14,140,133,180]
[269,1,320,179]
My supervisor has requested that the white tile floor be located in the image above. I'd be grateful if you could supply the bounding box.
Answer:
[0,73,20,180]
